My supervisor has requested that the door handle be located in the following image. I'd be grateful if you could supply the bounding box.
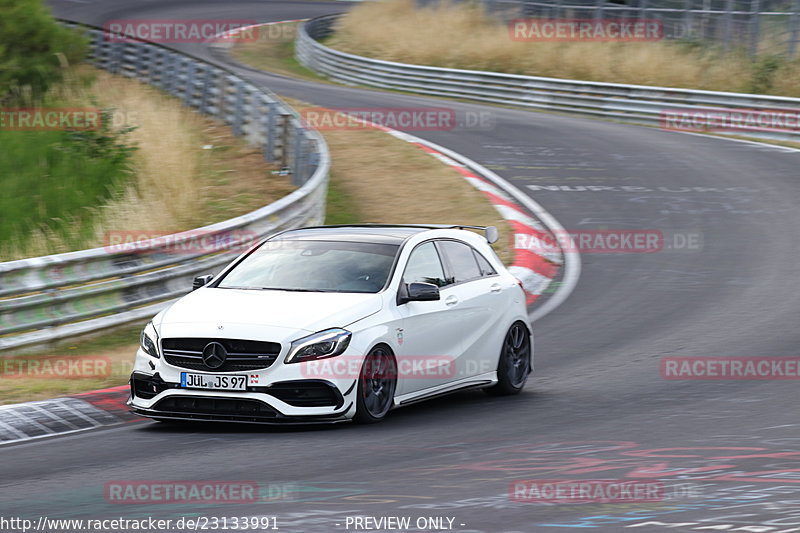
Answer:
[445,295,459,306]
[490,283,502,293]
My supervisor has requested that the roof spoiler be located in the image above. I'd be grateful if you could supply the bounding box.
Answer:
[372,224,500,244]
[450,225,499,244]
[281,224,500,244]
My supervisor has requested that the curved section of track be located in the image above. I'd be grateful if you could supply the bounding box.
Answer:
[3,1,799,530]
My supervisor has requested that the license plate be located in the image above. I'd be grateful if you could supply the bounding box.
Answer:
[180,372,247,391]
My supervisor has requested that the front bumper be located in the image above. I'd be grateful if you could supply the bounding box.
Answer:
[128,375,356,424]
[128,340,360,423]
[130,395,353,425]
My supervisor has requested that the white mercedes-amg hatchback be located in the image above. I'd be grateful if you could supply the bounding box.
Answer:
[128,225,533,424]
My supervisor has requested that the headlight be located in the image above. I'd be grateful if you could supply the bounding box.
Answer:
[140,322,160,358]
[285,328,351,364]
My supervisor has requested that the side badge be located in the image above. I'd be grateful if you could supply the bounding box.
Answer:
[396,328,404,345]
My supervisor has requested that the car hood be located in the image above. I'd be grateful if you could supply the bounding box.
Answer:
[157,287,383,335]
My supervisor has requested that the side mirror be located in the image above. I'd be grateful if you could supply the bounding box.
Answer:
[192,274,214,291]
[398,282,440,304]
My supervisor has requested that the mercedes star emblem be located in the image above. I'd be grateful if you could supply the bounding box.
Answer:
[202,342,227,369]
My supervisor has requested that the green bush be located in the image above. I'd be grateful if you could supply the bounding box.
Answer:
[0,108,137,252]
[748,55,786,94]
[0,0,87,102]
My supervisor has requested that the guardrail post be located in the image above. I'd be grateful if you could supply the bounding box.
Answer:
[108,41,122,74]
[308,142,320,179]
[280,113,291,170]
[86,29,100,67]
[232,80,245,137]
[184,61,197,106]
[701,0,711,41]
[173,56,189,97]
[749,0,760,56]
[722,0,734,51]
[681,0,693,41]
[293,128,305,186]
[639,0,649,22]
[135,43,148,80]
[594,0,605,22]
[199,66,214,114]
[789,0,800,58]
[161,53,175,92]
[264,100,277,163]
[150,48,164,86]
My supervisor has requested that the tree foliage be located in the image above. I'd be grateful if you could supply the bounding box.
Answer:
[0,0,86,102]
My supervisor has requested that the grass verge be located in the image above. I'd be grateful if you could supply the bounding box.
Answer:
[2,66,291,259]
[230,23,326,82]
[0,324,141,405]
[328,0,800,98]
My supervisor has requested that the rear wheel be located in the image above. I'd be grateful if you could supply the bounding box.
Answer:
[354,345,397,424]
[485,321,531,396]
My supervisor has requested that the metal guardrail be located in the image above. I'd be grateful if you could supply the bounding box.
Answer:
[296,14,800,143]
[0,22,330,352]
[512,0,800,57]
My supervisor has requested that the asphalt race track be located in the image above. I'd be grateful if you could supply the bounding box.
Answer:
[2,1,799,531]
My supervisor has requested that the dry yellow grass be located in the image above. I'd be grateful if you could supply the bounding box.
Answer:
[4,67,291,259]
[231,22,324,81]
[330,0,800,96]
[0,345,135,405]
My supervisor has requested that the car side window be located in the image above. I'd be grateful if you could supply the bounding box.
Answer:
[438,241,482,284]
[474,250,497,277]
[403,242,448,287]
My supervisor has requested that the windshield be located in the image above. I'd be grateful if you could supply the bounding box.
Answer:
[217,239,400,293]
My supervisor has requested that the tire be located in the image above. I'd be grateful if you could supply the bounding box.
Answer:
[354,345,398,424]
[485,321,531,396]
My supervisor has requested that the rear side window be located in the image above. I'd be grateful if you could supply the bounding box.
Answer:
[403,242,448,287]
[474,250,497,276]
[438,241,482,284]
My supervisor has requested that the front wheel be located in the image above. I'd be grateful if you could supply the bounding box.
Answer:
[485,321,531,396]
[354,345,398,424]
